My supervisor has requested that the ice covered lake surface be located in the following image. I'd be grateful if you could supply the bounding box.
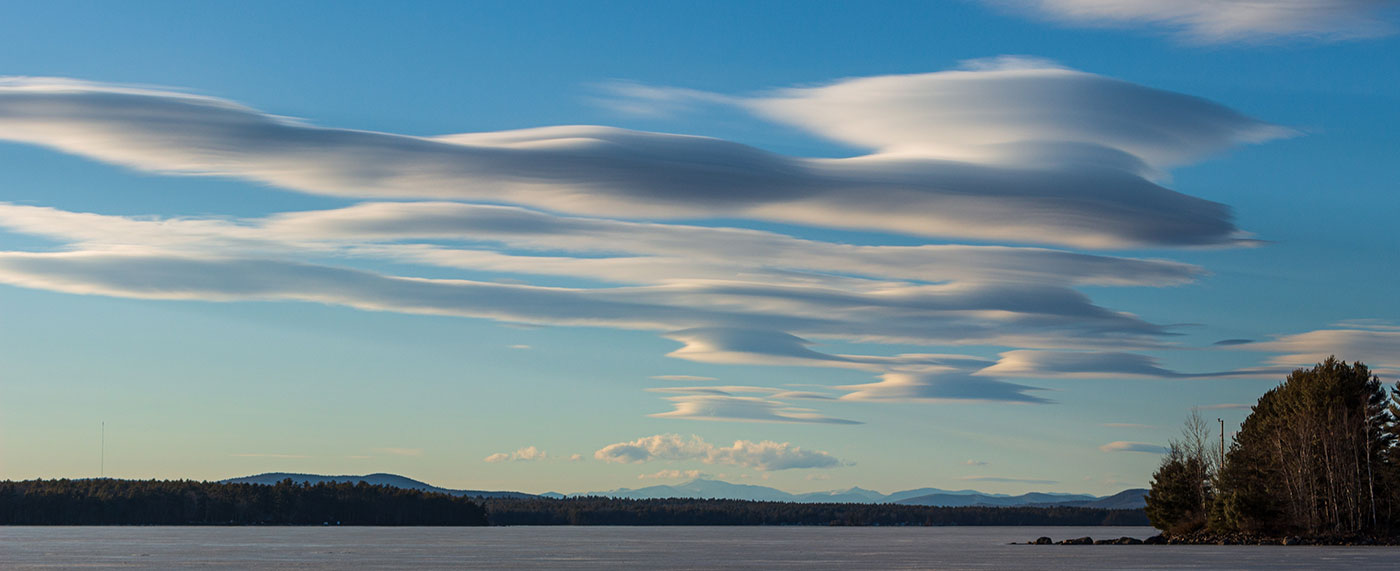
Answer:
[4,525,1399,569]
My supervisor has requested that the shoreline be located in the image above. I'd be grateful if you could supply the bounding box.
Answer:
[1024,532,1400,546]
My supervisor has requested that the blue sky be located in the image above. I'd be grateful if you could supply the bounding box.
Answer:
[1,0,1398,495]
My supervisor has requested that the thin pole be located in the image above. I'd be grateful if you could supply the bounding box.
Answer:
[101,421,105,478]
[1218,418,1225,467]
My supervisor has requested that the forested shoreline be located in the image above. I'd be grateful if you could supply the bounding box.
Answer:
[0,479,488,526]
[1146,358,1400,543]
[0,478,1146,526]
[481,496,1147,526]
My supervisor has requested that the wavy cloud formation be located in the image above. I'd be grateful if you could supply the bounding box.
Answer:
[1248,327,1400,376]
[746,57,1287,170]
[979,349,1284,379]
[650,395,860,425]
[839,371,1051,404]
[0,64,1285,248]
[0,66,1298,416]
[659,328,1050,405]
[0,202,1203,288]
[1099,441,1169,454]
[0,252,1180,350]
[993,0,1397,42]
[593,434,846,471]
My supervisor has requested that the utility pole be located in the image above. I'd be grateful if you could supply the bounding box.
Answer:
[1218,418,1225,467]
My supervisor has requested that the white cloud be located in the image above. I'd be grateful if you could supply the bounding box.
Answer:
[0,68,1303,416]
[993,0,1397,43]
[839,370,1051,404]
[1099,441,1169,454]
[484,446,547,463]
[0,201,1205,291]
[0,69,1284,248]
[593,434,846,471]
[1248,328,1400,376]
[649,394,860,425]
[978,349,1283,379]
[746,56,1288,173]
[638,469,709,480]
[966,459,989,466]
[0,253,1177,350]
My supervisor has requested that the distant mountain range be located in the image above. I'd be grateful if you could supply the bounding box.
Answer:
[220,473,1145,508]
[545,478,1147,509]
[219,473,536,499]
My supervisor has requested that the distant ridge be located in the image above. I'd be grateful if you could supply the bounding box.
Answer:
[569,478,1147,508]
[219,472,536,499]
[218,473,1146,508]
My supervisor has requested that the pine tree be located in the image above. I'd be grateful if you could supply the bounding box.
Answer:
[1210,358,1392,535]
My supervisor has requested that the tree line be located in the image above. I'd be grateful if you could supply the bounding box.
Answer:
[0,478,488,525]
[481,496,1146,526]
[0,477,1147,526]
[1147,357,1400,537]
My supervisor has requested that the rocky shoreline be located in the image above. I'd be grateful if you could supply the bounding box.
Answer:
[1023,531,1400,546]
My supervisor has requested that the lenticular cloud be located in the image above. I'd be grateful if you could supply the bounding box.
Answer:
[0,62,1297,411]
[0,61,1287,248]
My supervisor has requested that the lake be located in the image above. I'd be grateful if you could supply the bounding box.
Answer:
[3,526,1398,569]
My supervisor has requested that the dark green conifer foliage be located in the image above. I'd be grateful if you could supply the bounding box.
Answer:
[1184,358,1394,535]
[1145,446,1210,534]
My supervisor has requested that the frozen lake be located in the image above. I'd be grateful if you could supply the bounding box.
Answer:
[4,525,1398,569]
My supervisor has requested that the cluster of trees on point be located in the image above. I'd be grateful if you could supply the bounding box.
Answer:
[482,496,1147,526]
[1146,358,1400,536]
[0,478,487,525]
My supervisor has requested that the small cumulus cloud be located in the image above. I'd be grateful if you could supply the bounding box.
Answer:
[638,469,709,480]
[594,434,846,471]
[569,453,583,462]
[1099,441,1169,454]
[484,446,548,463]
[965,459,989,466]
[509,344,531,350]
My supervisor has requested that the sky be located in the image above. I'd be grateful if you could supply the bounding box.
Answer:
[1,0,1398,496]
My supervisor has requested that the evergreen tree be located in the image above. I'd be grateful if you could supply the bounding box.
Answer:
[1145,445,1208,533]
[1210,358,1392,535]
